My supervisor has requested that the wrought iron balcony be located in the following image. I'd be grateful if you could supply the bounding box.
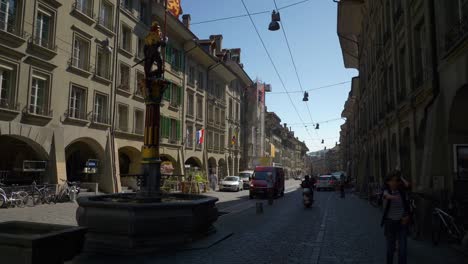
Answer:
[94,67,112,82]
[64,109,88,121]
[28,35,57,57]
[24,105,53,118]
[96,16,114,33]
[0,18,26,41]
[0,98,20,112]
[89,112,110,125]
[72,0,96,21]
[69,57,92,73]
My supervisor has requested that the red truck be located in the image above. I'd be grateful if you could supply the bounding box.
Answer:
[249,166,285,199]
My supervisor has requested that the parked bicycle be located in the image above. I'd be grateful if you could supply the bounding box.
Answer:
[53,180,80,203]
[431,205,466,245]
[369,184,382,208]
[29,181,54,206]
[408,192,421,240]
[0,184,29,208]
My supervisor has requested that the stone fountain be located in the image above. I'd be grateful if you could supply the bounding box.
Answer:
[75,21,218,255]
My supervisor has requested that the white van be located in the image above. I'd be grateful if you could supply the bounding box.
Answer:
[239,170,254,189]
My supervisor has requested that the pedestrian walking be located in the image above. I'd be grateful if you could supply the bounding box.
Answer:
[340,182,345,198]
[381,171,411,264]
[209,171,218,191]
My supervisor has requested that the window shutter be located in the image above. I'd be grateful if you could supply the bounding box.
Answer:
[178,51,184,71]
[165,44,172,64]
[164,117,169,138]
[163,83,171,101]
[160,116,165,138]
[162,116,168,138]
[159,116,164,137]
[176,120,181,141]
[177,85,182,105]
[167,118,171,139]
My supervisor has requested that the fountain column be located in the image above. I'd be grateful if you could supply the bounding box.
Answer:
[140,79,168,197]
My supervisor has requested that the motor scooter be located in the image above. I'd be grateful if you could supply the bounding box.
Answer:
[302,188,313,208]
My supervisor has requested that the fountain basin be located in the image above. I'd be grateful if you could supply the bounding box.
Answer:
[0,221,87,264]
[76,193,219,255]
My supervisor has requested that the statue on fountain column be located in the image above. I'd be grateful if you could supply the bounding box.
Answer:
[133,21,168,98]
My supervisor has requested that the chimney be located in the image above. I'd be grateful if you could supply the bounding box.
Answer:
[283,123,287,128]
[182,14,191,29]
[209,35,223,54]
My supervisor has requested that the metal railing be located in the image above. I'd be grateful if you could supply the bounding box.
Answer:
[25,105,53,117]
[95,66,112,80]
[97,16,113,31]
[0,18,24,37]
[69,57,91,72]
[65,109,88,120]
[118,81,130,92]
[72,0,95,18]
[29,35,57,51]
[134,86,143,97]
[90,112,110,124]
[0,98,20,111]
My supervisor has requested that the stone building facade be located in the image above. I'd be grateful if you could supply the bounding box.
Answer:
[338,0,468,199]
[0,0,252,192]
[264,111,309,178]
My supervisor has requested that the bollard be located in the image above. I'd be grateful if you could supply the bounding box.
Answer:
[256,202,263,214]
[268,191,274,205]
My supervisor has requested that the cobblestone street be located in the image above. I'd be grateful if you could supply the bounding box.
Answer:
[75,189,467,264]
[1,181,466,264]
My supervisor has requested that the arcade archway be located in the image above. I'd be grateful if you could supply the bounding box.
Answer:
[0,135,49,184]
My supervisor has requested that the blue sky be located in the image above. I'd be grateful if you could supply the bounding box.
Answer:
[181,0,357,151]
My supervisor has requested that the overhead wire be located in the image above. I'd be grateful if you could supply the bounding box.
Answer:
[191,0,311,25]
[289,117,345,127]
[272,0,319,140]
[266,80,351,94]
[239,0,315,146]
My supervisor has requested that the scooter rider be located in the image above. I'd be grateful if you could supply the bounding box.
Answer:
[301,175,315,201]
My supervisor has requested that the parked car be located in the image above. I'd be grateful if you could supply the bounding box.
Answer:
[249,166,285,199]
[332,171,345,183]
[218,176,243,192]
[239,170,253,189]
[316,175,337,191]
[294,174,302,180]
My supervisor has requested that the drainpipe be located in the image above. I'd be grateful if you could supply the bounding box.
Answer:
[109,1,121,193]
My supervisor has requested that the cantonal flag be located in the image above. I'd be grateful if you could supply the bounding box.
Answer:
[196,129,205,145]
[167,0,182,17]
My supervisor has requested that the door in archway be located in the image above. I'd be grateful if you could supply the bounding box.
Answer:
[66,141,101,182]
[449,85,468,195]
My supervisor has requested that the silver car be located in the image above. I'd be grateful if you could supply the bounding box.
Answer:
[219,176,244,192]
[316,175,337,191]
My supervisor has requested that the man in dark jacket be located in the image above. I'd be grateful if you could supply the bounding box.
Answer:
[301,175,315,200]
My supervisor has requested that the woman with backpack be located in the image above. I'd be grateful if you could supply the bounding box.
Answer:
[381,170,410,264]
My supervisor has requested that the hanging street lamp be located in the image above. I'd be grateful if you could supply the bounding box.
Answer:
[268,10,281,31]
